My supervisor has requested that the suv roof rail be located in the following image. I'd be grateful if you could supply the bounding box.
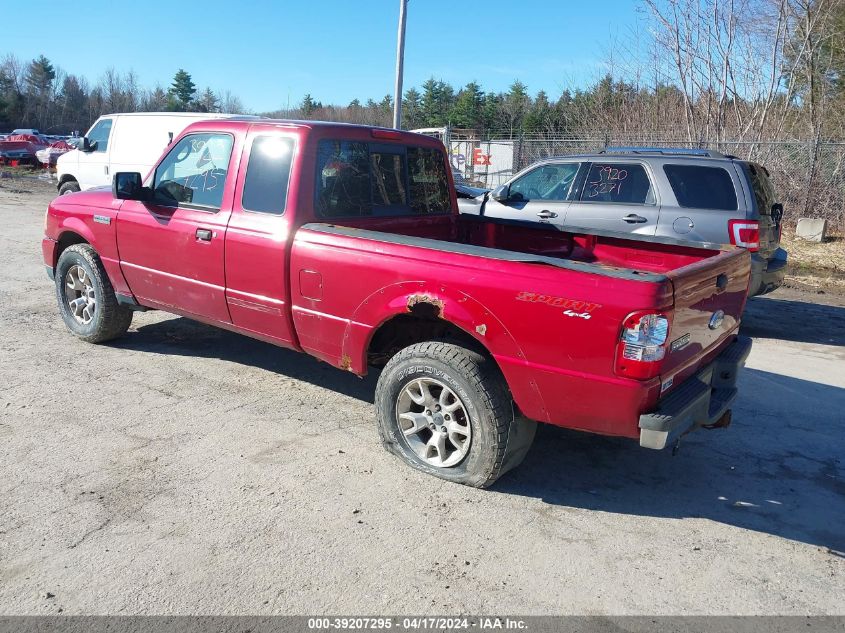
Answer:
[600,146,727,158]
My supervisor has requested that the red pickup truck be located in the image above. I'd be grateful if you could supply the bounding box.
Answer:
[42,118,752,487]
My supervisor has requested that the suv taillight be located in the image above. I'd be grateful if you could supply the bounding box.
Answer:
[615,312,670,380]
[728,219,759,251]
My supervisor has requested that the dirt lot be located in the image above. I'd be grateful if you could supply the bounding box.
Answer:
[0,178,843,615]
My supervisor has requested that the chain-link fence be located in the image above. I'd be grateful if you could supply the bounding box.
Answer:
[431,129,845,229]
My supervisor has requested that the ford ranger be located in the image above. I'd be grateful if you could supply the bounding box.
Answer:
[42,118,752,487]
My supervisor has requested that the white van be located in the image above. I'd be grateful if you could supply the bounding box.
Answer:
[56,112,238,195]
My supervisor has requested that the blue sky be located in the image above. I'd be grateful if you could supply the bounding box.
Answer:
[2,0,642,112]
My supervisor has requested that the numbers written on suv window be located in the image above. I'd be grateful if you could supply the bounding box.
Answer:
[582,163,654,204]
[241,136,295,215]
[153,133,234,210]
[315,140,450,218]
[663,164,738,211]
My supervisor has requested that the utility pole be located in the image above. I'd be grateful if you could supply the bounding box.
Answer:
[392,0,408,129]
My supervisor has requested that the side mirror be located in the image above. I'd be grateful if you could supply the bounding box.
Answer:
[79,137,97,153]
[113,172,150,201]
[491,184,510,202]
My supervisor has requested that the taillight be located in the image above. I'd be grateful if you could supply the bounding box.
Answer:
[728,219,759,251]
[615,312,670,380]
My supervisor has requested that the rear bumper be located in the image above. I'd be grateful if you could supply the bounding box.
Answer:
[639,335,752,449]
[748,248,787,296]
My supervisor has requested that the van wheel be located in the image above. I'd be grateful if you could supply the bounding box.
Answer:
[375,341,536,488]
[58,181,80,195]
[55,244,133,343]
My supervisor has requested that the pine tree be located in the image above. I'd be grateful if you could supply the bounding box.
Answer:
[449,81,484,130]
[195,87,219,113]
[402,87,421,129]
[301,93,321,116]
[168,69,196,111]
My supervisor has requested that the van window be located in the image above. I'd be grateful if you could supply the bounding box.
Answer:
[87,118,112,153]
[153,133,234,210]
[242,136,295,215]
[581,163,654,204]
[664,164,738,210]
[315,140,451,217]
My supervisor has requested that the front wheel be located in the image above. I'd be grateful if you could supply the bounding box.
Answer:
[58,180,80,196]
[375,341,536,488]
[55,244,133,343]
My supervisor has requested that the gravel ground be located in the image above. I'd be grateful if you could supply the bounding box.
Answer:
[0,180,842,615]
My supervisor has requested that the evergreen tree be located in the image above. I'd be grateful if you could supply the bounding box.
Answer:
[402,87,422,129]
[195,87,219,113]
[168,69,196,111]
[301,93,321,116]
[449,81,484,129]
[420,78,454,127]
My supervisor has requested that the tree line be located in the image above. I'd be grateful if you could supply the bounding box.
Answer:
[2,0,843,145]
[0,58,244,134]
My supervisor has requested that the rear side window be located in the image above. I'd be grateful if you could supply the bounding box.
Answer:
[315,141,371,217]
[581,163,654,204]
[745,162,777,214]
[242,136,295,214]
[663,164,738,211]
[315,140,450,217]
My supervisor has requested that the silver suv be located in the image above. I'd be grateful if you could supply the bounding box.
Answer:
[459,147,786,296]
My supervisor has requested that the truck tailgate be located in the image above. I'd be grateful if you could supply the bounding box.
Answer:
[661,247,751,388]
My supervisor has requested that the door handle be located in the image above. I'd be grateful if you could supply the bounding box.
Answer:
[537,210,558,219]
[622,214,648,224]
[196,228,213,241]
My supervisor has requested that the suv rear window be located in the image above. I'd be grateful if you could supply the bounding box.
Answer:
[315,140,450,218]
[663,164,738,211]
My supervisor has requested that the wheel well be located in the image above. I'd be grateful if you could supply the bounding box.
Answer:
[55,232,88,263]
[367,307,487,367]
[58,174,77,186]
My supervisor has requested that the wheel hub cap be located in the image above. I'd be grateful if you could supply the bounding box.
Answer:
[65,265,96,325]
[395,378,472,468]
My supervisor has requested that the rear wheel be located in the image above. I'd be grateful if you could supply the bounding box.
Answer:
[55,244,132,343]
[375,341,536,488]
[58,180,80,196]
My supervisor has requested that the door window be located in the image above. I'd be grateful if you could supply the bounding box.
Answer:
[581,163,654,204]
[86,118,112,153]
[663,164,737,210]
[509,163,579,201]
[153,133,234,210]
[241,136,295,215]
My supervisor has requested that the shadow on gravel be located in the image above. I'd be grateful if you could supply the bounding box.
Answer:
[496,368,845,555]
[113,316,379,404]
[741,296,845,346]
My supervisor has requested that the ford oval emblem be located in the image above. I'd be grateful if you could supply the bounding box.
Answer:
[708,310,725,330]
